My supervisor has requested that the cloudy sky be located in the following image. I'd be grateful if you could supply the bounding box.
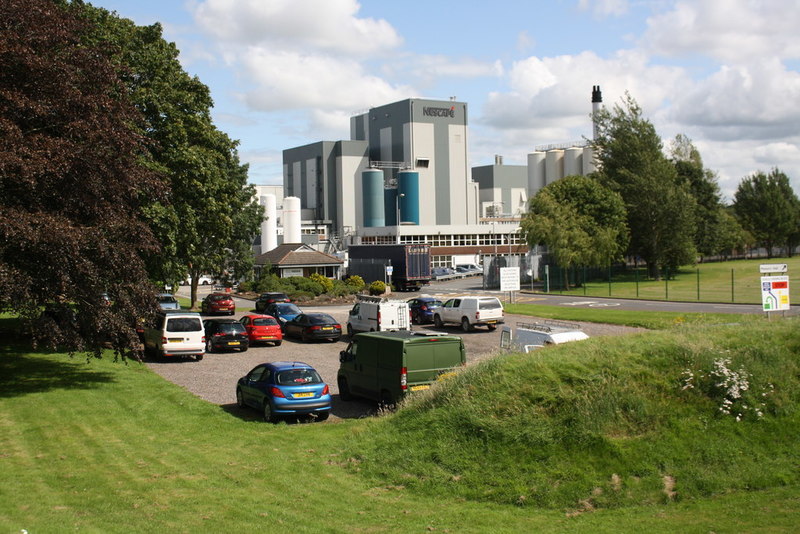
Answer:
[91,0,800,201]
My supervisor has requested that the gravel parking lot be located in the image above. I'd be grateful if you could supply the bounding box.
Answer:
[146,297,644,422]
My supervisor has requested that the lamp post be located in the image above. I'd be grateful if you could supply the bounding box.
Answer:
[396,192,405,244]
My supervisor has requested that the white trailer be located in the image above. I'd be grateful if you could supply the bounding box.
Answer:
[347,295,411,336]
[500,320,589,353]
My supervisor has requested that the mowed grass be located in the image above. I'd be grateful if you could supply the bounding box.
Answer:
[549,256,800,304]
[1,315,800,532]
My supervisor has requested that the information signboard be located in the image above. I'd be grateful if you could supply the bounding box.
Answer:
[500,267,520,292]
[761,276,790,312]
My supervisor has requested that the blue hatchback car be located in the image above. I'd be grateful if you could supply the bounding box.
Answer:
[407,297,443,325]
[236,362,331,422]
[265,302,303,331]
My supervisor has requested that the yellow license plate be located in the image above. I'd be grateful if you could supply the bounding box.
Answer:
[168,338,183,343]
[258,336,274,340]
[410,385,430,392]
[321,327,333,330]
[293,392,314,398]
[228,341,240,346]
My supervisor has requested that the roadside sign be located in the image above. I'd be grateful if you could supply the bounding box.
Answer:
[385,265,393,275]
[500,267,520,292]
[760,264,788,274]
[761,276,790,311]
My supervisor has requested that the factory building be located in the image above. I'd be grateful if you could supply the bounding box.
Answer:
[260,88,604,277]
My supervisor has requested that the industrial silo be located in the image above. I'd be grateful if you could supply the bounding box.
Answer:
[260,194,278,253]
[361,169,385,227]
[397,171,420,225]
[545,149,564,185]
[564,147,582,176]
[282,196,302,243]
[384,187,397,226]
[527,151,546,194]
[582,146,597,174]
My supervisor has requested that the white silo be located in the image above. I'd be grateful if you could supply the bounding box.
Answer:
[582,146,597,174]
[564,147,582,176]
[545,149,564,185]
[262,194,277,252]
[283,196,302,244]
[527,151,546,194]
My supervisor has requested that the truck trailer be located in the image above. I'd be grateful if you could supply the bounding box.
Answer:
[347,244,431,291]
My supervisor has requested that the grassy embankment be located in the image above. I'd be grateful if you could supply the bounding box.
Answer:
[1,310,799,532]
[544,256,800,304]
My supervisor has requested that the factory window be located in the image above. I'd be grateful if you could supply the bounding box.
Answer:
[415,158,430,169]
[431,256,451,267]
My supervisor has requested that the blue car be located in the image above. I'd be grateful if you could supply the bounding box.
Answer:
[236,361,331,422]
[407,297,443,325]
[265,302,303,331]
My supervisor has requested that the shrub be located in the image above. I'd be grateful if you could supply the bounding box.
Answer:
[345,275,365,292]
[286,276,324,296]
[255,273,292,294]
[237,281,253,293]
[329,280,352,297]
[290,290,316,303]
[368,280,386,295]
[310,273,334,294]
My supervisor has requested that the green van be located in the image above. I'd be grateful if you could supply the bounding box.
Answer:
[337,331,466,406]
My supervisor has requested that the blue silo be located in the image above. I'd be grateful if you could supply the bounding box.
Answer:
[384,187,397,226]
[362,169,385,227]
[397,171,420,225]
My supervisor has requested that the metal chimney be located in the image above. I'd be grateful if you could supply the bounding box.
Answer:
[591,85,602,140]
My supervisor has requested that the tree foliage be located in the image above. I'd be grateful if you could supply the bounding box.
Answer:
[0,0,165,355]
[520,175,628,285]
[74,4,263,307]
[733,168,800,257]
[593,94,697,278]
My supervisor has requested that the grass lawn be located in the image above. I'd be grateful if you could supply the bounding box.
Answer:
[1,314,799,532]
[544,256,800,304]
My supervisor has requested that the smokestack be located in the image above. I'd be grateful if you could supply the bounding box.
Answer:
[591,85,603,140]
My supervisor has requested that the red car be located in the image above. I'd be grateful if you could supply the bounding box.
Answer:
[201,293,236,315]
[239,314,283,346]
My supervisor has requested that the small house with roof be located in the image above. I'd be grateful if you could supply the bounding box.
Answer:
[254,243,343,279]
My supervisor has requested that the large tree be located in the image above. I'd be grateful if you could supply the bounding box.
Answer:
[74,5,263,307]
[520,175,629,287]
[733,168,800,257]
[0,0,165,355]
[593,94,697,278]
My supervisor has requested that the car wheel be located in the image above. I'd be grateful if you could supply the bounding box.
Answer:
[461,317,473,332]
[236,388,245,408]
[315,411,329,422]
[380,390,396,411]
[205,339,214,353]
[434,314,443,328]
[346,324,354,338]
[195,354,203,362]
[488,324,497,331]
[240,345,248,352]
[338,376,353,401]
[263,401,278,423]
[274,340,282,347]
[302,331,310,343]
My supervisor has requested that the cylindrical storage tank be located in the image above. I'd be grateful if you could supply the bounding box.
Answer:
[361,170,385,227]
[384,187,397,226]
[545,149,564,185]
[582,146,597,174]
[564,147,582,177]
[397,171,420,225]
[282,196,302,243]
[528,151,546,194]
[263,194,277,253]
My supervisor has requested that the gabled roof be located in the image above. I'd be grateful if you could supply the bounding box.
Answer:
[254,243,343,267]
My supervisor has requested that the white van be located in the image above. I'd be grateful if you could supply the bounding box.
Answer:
[143,311,206,361]
[433,296,504,332]
[500,321,589,353]
[347,295,411,336]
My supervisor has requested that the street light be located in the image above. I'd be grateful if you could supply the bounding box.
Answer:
[396,192,405,244]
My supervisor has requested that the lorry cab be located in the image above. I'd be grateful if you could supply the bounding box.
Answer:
[346,295,411,336]
[337,331,466,406]
[500,320,589,353]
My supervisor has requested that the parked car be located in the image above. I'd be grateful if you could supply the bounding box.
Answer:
[346,295,410,336]
[236,361,331,422]
[406,296,443,325]
[284,313,342,343]
[239,314,283,347]
[201,293,235,315]
[265,302,303,331]
[431,266,456,278]
[142,311,205,361]
[433,296,505,332]
[157,293,180,310]
[455,264,482,275]
[182,274,215,286]
[203,318,249,353]
[255,292,291,312]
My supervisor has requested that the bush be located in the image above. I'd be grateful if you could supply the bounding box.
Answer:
[255,273,292,294]
[237,281,253,293]
[290,290,316,303]
[286,276,325,296]
[329,280,352,297]
[368,280,386,295]
[310,273,334,294]
[345,275,365,292]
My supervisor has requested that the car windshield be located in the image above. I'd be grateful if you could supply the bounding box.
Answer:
[158,296,177,303]
[253,317,278,326]
[479,299,502,310]
[217,323,245,334]
[424,300,443,307]
[275,368,322,385]
[210,295,230,301]
[276,304,301,314]
[166,317,202,332]
[308,314,335,325]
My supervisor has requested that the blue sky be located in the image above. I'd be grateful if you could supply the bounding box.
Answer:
[89,0,800,201]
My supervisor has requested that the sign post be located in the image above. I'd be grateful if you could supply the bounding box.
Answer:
[500,266,520,304]
[760,264,790,319]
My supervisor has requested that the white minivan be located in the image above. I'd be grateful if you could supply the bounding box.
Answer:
[143,311,206,361]
[433,296,504,332]
[347,295,411,336]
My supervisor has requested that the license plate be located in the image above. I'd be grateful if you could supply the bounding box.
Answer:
[293,392,314,398]
[487,320,497,324]
[321,327,333,330]
[168,338,183,343]
[258,336,274,340]
[227,341,240,346]
[410,385,430,392]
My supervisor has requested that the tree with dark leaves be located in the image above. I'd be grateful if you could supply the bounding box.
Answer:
[0,0,165,357]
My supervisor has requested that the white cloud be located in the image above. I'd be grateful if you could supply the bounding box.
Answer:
[577,0,630,18]
[642,0,800,63]
[192,0,402,56]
